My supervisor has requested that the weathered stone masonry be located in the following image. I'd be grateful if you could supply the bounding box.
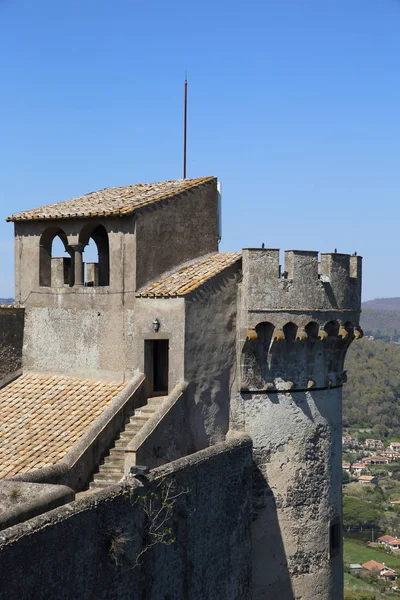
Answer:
[0,306,24,382]
[0,436,252,600]
[231,249,362,600]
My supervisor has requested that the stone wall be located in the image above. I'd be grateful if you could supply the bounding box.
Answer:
[0,307,24,381]
[184,263,240,449]
[0,435,252,600]
[135,178,219,290]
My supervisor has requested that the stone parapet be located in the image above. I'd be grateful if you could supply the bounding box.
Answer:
[242,248,362,315]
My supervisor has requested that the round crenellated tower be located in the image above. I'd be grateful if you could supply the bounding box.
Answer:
[230,248,362,600]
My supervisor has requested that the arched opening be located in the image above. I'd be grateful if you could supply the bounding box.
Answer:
[241,322,274,389]
[283,322,297,343]
[39,227,71,287]
[305,321,319,342]
[344,321,354,338]
[324,320,340,337]
[79,224,110,287]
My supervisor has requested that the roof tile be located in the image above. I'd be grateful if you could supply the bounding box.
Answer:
[7,177,214,222]
[136,252,241,298]
[0,373,126,479]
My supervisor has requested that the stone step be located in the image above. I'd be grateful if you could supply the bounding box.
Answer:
[147,396,167,405]
[108,446,126,455]
[119,431,138,443]
[137,406,157,413]
[86,395,166,492]
[129,415,149,422]
[103,456,124,467]
[124,422,144,433]
[97,465,123,474]
[113,438,130,450]
[92,471,122,482]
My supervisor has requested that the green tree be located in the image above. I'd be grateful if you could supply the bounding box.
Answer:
[343,496,381,529]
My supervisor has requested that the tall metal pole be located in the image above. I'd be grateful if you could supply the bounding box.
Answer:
[183,74,188,179]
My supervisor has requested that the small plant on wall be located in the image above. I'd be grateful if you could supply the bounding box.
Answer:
[131,476,191,568]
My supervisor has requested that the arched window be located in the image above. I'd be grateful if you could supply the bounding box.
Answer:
[79,224,110,287]
[39,227,71,287]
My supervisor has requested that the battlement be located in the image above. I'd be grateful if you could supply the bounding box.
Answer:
[242,248,362,315]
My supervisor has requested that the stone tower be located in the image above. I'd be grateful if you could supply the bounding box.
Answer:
[231,249,362,600]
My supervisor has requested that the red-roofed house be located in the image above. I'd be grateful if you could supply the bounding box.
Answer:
[378,535,396,547]
[362,560,396,580]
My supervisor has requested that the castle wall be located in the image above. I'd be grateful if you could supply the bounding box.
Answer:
[135,178,219,290]
[0,307,24,381]
[0,435,252,600]
[184,263,240,450]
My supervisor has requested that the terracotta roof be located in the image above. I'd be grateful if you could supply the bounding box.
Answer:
[0,373,126,479]
[381,569,396,576]
[136,252,241,298]
[362,560,385,571]
[6,176,214,222]
[378,535,396,543]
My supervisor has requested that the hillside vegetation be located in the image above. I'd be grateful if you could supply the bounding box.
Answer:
[361,297,400,341]
[344,338,400,436]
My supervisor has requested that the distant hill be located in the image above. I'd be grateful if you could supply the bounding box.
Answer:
[363,298,400,311]
[0,298,13,305]
[361,298,400,341]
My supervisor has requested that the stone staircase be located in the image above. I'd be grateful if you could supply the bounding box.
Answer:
[87,395,166,491]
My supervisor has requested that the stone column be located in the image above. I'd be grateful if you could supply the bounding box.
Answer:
[69,244,85,287]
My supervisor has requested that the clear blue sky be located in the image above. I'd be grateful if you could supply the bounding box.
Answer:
[1,0,400,300]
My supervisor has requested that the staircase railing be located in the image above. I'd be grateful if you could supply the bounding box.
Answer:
[124,381,189,474]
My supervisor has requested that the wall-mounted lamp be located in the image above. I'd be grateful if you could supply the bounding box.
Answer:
[152,318,160,333]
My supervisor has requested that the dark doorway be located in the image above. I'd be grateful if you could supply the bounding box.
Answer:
[144,339,169,395]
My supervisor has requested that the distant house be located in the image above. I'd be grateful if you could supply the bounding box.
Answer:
[362,456,390,465]
[349,564,363,574]
[350,463,366,475]
[378,535,396,546]
[342,435,358,447]
[362,560,396,580]
[383,451,398,461]
[342,462,351,471]
[388,539,400,551]
[381,568,397,581]
[358,475,377,484]
[390,443,400,452]
[365,439,384,450]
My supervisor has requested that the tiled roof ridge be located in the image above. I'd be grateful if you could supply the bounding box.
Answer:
[6,176,215,222]
[136,251,242,298]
